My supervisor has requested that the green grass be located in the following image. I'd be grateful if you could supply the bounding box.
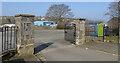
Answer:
[95,36,118,41]
[105,36,118,40]
[34,53,41,56]
[85,39,94,44]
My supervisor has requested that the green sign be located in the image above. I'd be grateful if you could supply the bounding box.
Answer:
[98,24,103,37]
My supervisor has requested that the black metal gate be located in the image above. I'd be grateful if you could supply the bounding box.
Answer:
[64,24,76,44]
[1,26,18,55]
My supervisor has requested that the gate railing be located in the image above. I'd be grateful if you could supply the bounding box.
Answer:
[1,26,18,55]
[64,24,76,44]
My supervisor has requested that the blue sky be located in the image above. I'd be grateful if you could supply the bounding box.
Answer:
[2,2,111,22]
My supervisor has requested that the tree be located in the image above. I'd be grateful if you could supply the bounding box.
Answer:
[105,2,119,18]
[45,4,74,22]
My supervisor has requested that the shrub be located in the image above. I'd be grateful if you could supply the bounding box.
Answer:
[56,22,69,29]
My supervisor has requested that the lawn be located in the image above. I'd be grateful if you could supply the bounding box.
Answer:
[105,36,119,40]
[95,36,119,41]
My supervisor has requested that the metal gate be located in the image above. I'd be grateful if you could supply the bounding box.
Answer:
[85,25,96,40]
[64,24,76,44]
[1,26,18,55]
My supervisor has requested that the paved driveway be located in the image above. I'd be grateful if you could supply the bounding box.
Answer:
[34,30,118,61]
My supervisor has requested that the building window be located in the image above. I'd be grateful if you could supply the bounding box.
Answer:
[51,23,53,24]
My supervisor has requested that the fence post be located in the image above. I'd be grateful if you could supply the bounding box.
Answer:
[118,2,120,44]
[15,14,35,56]
[103,24,105,42]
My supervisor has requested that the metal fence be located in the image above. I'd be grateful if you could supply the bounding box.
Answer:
[1,26,18,55]
[64,24,76,44]
[85,26,96,36]
[103,26,119,43]
[85,24,119,42]
[85,25,97,40]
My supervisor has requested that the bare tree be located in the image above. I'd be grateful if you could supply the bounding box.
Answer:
[45,4,74,22]
[105,2,119,18]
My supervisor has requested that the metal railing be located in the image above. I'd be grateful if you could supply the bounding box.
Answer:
[64,24,76,44]
[1,26,18,55]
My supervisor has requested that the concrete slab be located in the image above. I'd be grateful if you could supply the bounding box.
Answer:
[34,30,118,61]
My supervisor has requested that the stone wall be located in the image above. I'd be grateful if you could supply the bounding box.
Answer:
[15,14,35,56]
[64,18,85,45]
[73,18,85,45]
[0,16,43,25]
[1,16,15,25]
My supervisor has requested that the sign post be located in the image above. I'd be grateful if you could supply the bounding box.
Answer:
[103,25,105,42]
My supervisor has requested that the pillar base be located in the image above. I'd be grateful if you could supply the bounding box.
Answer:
[18,44,34,56]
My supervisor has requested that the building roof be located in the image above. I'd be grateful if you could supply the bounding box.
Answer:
[34,21,56,22]
[85,20,104,24]
[107,17,119,23]
[15,14,35,17]
[73,18,86,21]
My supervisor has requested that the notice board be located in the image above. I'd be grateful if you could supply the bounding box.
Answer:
[98,24,103,37]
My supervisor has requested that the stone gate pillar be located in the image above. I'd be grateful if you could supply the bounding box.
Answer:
[15,14,35,56]
[74,18,85,45]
